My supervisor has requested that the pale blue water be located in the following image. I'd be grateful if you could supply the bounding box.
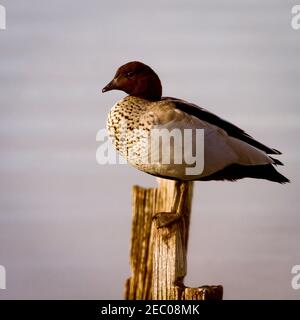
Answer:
[0,0,299,299]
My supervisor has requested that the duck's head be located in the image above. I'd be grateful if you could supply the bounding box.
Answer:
[102,61,162,101]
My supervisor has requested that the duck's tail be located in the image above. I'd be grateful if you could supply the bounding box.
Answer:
[199,163,290,184]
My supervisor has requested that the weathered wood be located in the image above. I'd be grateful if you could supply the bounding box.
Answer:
[124,185,157,300]
[125,178,223,300]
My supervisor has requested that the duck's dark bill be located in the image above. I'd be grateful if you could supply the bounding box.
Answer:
[102,80,116,93]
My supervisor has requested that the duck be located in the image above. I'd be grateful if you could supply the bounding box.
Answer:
[102,61,289,226]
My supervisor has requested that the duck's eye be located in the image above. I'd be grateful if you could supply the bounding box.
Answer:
[125,71,134,78]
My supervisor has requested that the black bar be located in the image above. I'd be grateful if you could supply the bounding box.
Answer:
[0,300,299,319]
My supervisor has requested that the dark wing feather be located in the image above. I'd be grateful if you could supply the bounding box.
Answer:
[162,97,281,155]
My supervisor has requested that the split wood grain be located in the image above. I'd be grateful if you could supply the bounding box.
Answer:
[125,179,223,300]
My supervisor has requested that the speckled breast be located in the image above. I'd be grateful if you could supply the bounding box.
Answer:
[107,96,155,165]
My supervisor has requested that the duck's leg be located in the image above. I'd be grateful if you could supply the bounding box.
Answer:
[153,181,189,228]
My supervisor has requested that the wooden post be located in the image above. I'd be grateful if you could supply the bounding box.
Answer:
[125,178,223,300]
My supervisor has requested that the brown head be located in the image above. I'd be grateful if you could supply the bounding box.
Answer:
[102,61,162,101]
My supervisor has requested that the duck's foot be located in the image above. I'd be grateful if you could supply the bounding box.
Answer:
[153,211,182,228]
[153,181,189,228]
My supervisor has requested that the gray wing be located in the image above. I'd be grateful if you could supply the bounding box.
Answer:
[162,97,281,155]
